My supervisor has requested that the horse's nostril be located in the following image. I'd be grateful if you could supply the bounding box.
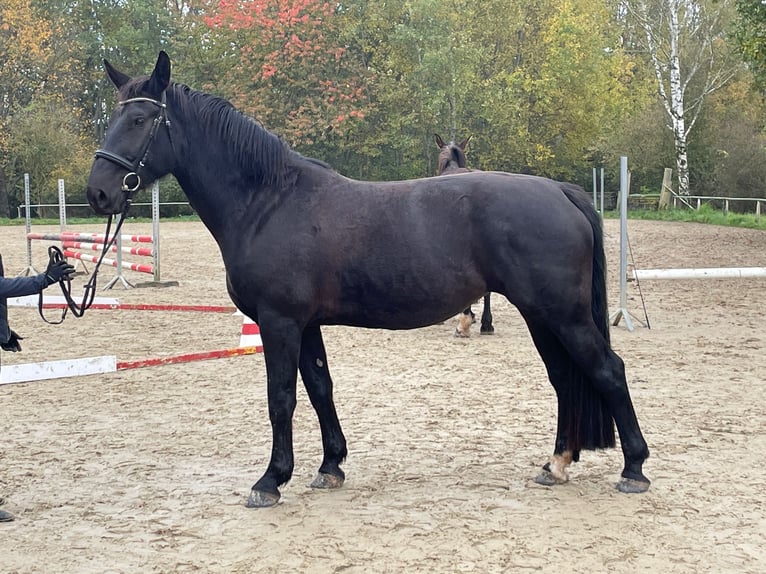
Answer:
[86,186,111,214]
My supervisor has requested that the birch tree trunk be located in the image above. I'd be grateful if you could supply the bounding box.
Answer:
[628,0,739,196]
[667,11,690,196]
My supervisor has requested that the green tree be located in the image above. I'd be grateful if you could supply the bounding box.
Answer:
[734,0,766,92]
[6,95,92,210]
[0,0,189,216]
[53,0,182,141]
[449,0,650,183]
[689,77,766,200]
[0,0,56,216]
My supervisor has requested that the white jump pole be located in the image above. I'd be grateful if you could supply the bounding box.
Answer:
[634,267,766,280]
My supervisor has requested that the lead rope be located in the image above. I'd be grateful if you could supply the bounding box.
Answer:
[38,208,129,324]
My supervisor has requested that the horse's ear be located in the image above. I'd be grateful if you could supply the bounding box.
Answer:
[147,51,171,96]
[434,134,445,148]
[458,136,472,151]
[104,59,131,89]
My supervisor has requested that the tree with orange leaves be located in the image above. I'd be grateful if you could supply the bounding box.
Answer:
[203,0,371,153]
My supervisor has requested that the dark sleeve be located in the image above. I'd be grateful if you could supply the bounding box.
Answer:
[0,274,48,298]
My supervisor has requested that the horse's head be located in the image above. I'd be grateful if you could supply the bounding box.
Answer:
[434,133,471,175]
[86,51,174,215]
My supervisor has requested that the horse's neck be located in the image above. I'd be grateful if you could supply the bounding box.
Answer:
[169,112,250,239]
[169,100,290,242]
[450,147,467,168]
[440,161,468,175]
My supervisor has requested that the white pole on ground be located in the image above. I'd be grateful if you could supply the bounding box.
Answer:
[610,157,634,331]
[0,356,117,385]
[634,267,766,280]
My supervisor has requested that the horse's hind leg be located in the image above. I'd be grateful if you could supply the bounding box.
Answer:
[455,308,474,337]
[553,320,650,492]
[299,324,347,490]
[524,320,582,485]
[480,293,494,335]
[525,317,650,492]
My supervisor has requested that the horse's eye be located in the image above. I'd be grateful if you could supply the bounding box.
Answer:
[134,117,145,127]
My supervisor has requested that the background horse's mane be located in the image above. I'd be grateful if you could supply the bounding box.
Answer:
[437,142,468,174]
[120,77,331,187]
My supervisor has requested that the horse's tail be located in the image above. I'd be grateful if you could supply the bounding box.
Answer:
[559,182,616,452]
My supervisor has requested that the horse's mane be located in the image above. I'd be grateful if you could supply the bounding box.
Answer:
[437,143,468,175]
[120,78,331,187]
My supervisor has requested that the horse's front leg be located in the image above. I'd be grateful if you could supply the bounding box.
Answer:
[299,324,347,490]
[480,293,494,334]
[247,315,303,508]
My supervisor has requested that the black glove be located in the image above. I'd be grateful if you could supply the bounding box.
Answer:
[1,330,23,352]
[44,260,75,287]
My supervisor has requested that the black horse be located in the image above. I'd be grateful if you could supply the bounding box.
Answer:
[86,52,650,507]
[434,133,494,337]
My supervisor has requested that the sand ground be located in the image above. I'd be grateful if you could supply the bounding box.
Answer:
[0,218,764,573]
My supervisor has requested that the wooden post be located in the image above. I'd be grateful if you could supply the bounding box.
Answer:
[658,168,672,209]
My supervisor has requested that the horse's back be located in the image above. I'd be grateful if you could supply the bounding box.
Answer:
[383,171,597,309]
[327,171,592,245]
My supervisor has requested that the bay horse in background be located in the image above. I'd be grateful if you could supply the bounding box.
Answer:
[86,52,651,508]
[434,133,494,338]
[435,133,471,175]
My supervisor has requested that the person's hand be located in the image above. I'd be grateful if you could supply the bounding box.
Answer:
[44,260,75,287]
[1,330,23,352]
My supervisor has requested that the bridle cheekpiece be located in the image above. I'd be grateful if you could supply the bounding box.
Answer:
[94,91,171,194]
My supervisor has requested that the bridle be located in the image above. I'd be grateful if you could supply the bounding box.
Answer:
[94,91,172,194]
[40,91,172,324]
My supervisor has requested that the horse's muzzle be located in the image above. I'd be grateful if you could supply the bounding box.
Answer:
[86,185,125,215]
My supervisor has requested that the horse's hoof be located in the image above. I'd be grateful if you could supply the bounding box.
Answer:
[533,469,567,486]
[454,329,470,338]
[480,328,495,335]
[246,489,281,508]
[616,477,650,493]
[310,472,345,489]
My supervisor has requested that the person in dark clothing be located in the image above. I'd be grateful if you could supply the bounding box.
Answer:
[0,253,74,522]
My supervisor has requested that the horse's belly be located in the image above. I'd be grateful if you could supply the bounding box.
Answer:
[322,278,485,329]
